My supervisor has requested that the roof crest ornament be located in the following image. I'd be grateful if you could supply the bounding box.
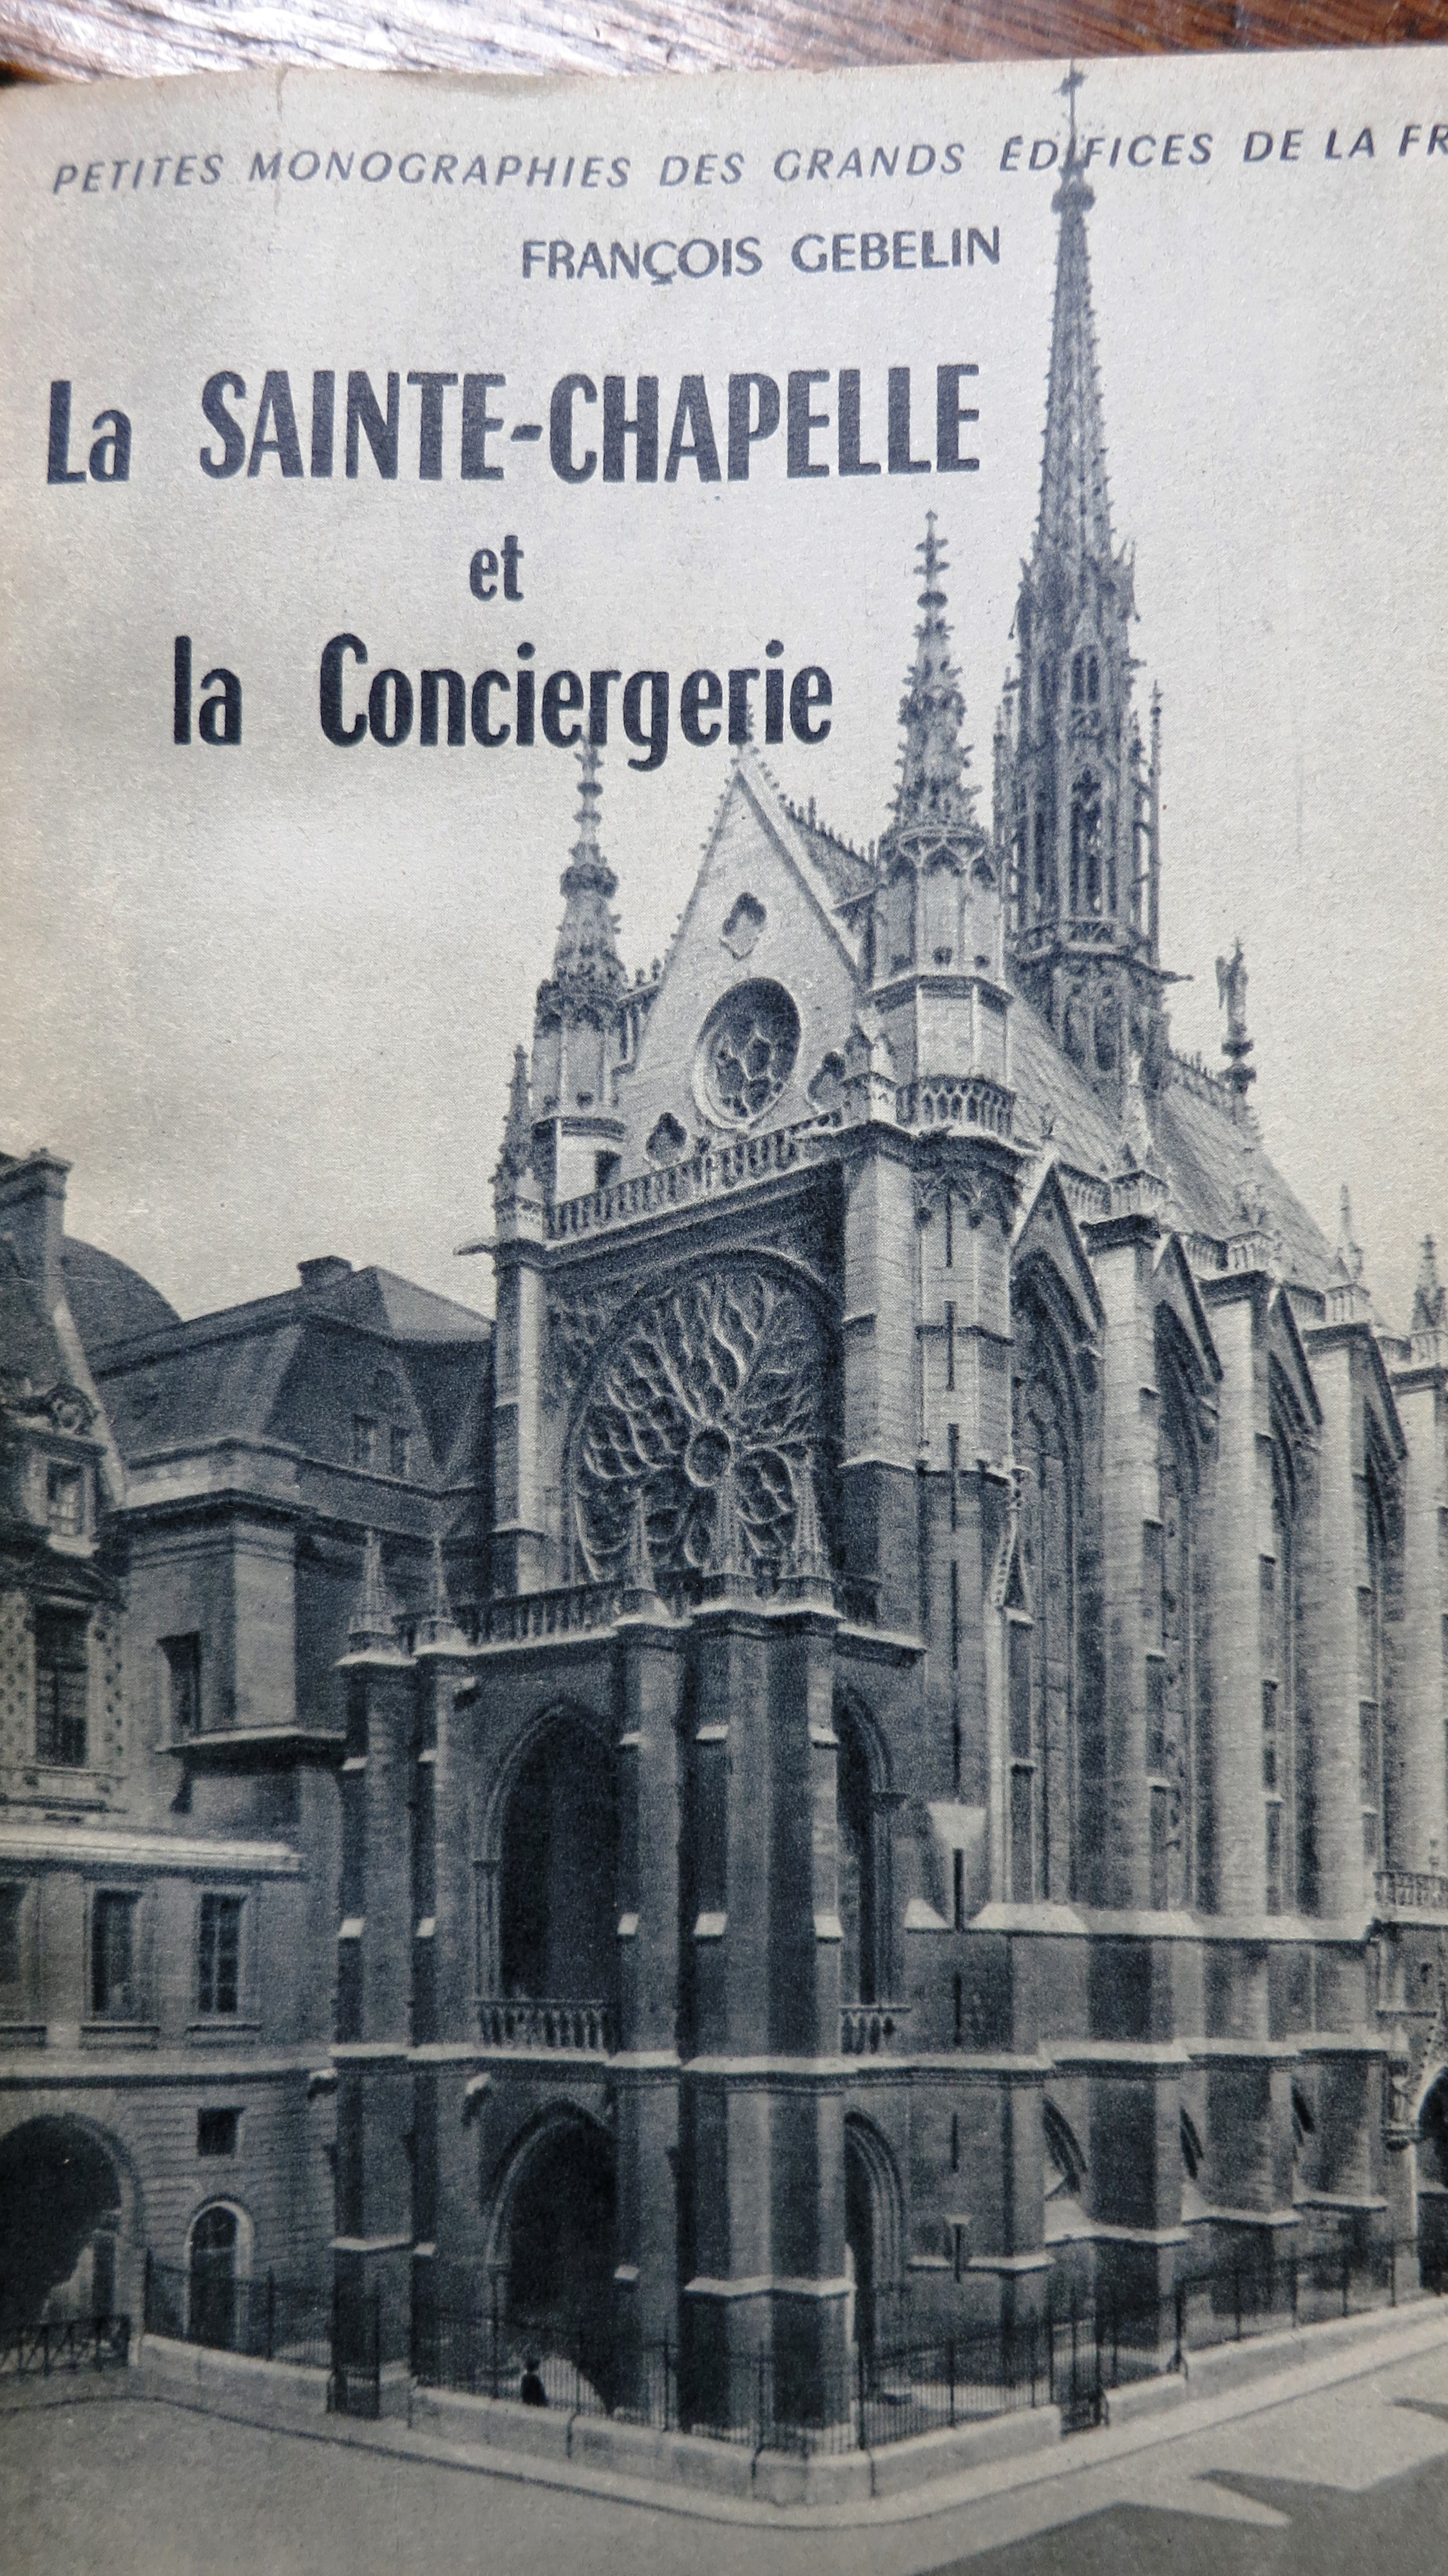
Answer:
[1215,936,1257,1112]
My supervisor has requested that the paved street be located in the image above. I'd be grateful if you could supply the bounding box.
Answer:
[5,2321,1448,2576]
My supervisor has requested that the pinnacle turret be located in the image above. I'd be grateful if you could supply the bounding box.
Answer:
[892,515,976,835]
[542,742,626,1018]
[348,1530,401,1657]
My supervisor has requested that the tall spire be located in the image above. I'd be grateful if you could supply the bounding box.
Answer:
[544,742,626,1016]
[996,64,1167,1119]
[1036,71,1113,579]
[893,514,975,833]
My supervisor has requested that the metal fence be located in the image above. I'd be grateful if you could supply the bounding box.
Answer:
[143,2256,332,2374]
[412,2231,1424,2455]
[129,2228,1425,2454]
[0,2315,131,2378]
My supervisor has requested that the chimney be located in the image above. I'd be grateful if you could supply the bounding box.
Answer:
[297,1255,353,1296]
[0,1150,70,1312]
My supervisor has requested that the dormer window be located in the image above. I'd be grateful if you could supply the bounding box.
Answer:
[46,1463,84,1536]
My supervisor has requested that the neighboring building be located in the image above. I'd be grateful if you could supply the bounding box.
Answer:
[0,1148,491,2333]
[5,152,1448,2428]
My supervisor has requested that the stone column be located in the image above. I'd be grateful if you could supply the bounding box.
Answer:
[1389,1359,1448,1878]
[1201,1274,1271,1918]
[491,1169,549,1596]
[1301,1329,1369,1916]
[1084,1202,1163,1909]
[680,1580,851,2432]
[332,1611,416,2414]
[613,1591,687,2365]
[839,1130,920,1635]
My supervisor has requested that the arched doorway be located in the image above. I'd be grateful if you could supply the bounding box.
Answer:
[1418,2070,1448,2291]
[187,2204,242,2349]
[498,1715,618,2015]
[843,2117,904,2362]
[493,2115,618,2400]
[0,2116,122,2326]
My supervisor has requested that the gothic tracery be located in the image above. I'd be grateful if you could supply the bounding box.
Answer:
[572,1264,834,1581]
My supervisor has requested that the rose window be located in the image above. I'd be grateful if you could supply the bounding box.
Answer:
[698,981,800,1128]
[573,1265,833,1581]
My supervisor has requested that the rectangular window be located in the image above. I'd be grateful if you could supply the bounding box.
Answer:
[197,1893,243,2016]
[0,1884,23,1991]
[389,1425,409,1479]
[91,1891,139,2020]
[352,1416,377,1469]
[952,1847,966,1931]
[944,1301,956,1392]
[197,2107,240,2158]
[1265,1804,1284,1915]
[947,1422,959,1531]
[35,1607,88,1767]
[162,1633,202,1739]
[1262,1680,1279,1792]
[46,1463,84,1535]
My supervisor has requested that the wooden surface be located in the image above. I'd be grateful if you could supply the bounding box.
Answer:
[1,0,1444,91]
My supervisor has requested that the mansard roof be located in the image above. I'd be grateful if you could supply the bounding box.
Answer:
[89,1260,490,1472]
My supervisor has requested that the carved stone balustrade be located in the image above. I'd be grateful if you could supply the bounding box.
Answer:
[478,1998,614,2052]
[839,2003,910,2056]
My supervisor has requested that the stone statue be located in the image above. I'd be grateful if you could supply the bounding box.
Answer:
[1215,938,1249,1046]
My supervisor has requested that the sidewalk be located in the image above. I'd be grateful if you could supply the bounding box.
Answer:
[126,2292,1448,2531]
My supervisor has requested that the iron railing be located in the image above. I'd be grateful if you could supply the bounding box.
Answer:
[412,2232,1424,2455]
[143,2255,332,2373]
[125,2228,1425,2455]
[0,2315,130,2377]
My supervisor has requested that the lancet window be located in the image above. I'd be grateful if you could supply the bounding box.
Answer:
[1010,1296,1081,1902]
[1147,1345,1201,1912]
[1069,771,1104,915]
[1261,1444,1297,1914]
[1358,1458,1393,1869]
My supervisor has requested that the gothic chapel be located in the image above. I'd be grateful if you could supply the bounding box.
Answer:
[325,147,1448,2421]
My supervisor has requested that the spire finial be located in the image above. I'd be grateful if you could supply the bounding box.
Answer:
[540,742,626,1016]
[1335,1185,1364,1287]
[495,1043,534,1184]
[709,1456,747,1586]
[348,1530,401,1657]
[1059,60,1085,164]
[790,1454,832,1586]
[620,1485,668,1616]
[417,1532,465,1651]
[890,520,975,833]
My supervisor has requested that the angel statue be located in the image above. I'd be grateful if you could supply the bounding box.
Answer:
[1215,939,1249,1046]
